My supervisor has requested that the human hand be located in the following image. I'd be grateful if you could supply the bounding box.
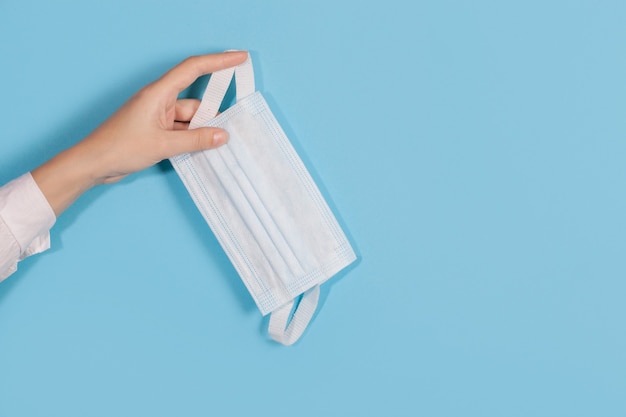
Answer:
[32,51,248,216]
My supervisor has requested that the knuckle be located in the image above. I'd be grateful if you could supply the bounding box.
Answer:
[135,84,154,98]
[193,129,209,150]
[183,55,202,70]
[182,129,204,153]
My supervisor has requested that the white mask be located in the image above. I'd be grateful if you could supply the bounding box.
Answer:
[170,53,356,345]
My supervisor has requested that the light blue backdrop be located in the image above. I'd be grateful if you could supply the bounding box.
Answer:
[1,0,625,416]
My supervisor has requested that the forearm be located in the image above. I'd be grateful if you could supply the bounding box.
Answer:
[31,142,100,216]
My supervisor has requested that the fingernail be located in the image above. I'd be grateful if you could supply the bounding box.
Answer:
[213,130,229,146]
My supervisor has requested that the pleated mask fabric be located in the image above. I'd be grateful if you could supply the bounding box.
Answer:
[170,53,356,345]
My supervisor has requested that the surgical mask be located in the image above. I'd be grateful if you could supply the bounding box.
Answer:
[170,53,356,345]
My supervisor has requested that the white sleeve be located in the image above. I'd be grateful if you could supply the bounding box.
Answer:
[0,172,56,281]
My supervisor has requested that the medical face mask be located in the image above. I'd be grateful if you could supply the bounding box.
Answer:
[170,53,356,345]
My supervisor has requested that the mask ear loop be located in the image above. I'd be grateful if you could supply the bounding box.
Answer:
[190,51,255,129]
[268,285,320,346]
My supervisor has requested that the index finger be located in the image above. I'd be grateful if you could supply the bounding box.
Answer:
[157,51,249,94]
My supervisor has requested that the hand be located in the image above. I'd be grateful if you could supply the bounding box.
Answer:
[32,51,248,216]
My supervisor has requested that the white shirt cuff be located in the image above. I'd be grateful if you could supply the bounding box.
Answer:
[0,172,56,279]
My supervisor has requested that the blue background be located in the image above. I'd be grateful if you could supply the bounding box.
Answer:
[1,0,625,415]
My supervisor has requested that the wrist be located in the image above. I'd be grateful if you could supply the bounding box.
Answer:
[31,144,100,216]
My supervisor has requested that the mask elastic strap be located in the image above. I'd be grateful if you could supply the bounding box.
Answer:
[268,285,320,346]
[189,51,255,130]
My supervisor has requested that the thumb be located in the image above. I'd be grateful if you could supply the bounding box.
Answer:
[163,127,229,157]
